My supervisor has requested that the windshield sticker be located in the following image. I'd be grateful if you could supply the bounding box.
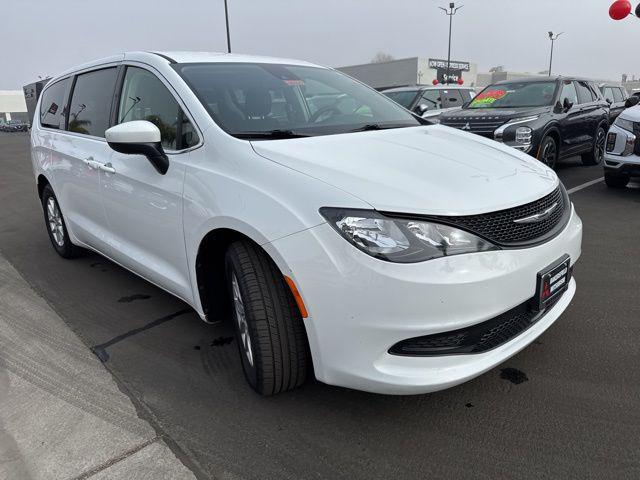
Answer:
[470,89,507,107]
[284,79,305,86]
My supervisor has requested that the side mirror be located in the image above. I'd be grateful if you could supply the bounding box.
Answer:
[415,104,429,115]
[625,96,640,109]
[563,97,574,112]
[606,98,613,105]
[105,121,169,175]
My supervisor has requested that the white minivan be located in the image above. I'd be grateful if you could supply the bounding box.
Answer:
[32,52,582,395]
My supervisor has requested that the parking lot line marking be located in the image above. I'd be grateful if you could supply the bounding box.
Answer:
[567,178,603,195]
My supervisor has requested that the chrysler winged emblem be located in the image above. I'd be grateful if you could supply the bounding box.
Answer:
[513,203,558,224]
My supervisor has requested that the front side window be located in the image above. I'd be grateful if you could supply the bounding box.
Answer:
[469,81,557,109]
[39,78,70,130]
[603,87,615,102]
[417,90,442,111]
[68,68,118,137]
[176,63,421,139]
[441,89,463,108]
[118,67,199,150]
[383,90,420,109]
[560,81,578,106]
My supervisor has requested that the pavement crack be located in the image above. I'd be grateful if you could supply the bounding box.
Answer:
[70,435,161,480]
[90,309,191,363]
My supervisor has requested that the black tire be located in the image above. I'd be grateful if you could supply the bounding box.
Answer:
[604,172,629,189]
[41,184,81,259]
[582,125,606,166]
[225,240,308,395]
[537,135,558,169]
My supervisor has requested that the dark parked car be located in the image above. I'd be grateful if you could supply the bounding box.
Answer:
[440,77,609,169]
[0,120,29,132]
[599,84,629,123]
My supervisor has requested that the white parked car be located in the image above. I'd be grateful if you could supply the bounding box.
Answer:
[604,99,640,188]
[31,52,582,396]
[382,85,475,122]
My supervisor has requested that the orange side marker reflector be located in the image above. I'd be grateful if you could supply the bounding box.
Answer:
[284,276,309,318]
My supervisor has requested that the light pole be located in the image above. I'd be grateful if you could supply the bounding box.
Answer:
[547,31,563,76]
[439,2,463,84]
[224,0,231,53]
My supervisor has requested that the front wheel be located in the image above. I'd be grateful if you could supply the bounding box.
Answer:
[537,135,558,169]
[582,125,606,166]
[41,185,81,259]
[604,172,629,189]
[225,240,309,395]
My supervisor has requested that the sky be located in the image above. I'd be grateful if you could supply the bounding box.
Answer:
[2,0,638,89]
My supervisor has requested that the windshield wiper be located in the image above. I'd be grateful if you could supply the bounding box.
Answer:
[233,129,310,140]
[349,123,412,133]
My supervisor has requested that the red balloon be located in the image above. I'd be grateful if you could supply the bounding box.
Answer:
[609,0,632,20]
[432,79,439,85]
[457,78,464,85]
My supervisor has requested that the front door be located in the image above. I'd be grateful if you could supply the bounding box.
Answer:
[557,81,583,157]
[100,65,200,302]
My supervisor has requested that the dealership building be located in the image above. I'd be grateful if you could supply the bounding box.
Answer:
[0,91,29,123]
[337,57,478,90]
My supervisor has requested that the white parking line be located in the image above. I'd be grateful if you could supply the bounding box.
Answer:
[567,177,603,195]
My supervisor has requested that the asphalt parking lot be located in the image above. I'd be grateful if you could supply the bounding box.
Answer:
[1,131,638,480]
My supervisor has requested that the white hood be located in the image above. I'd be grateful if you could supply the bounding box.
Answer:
[252,125,558,216]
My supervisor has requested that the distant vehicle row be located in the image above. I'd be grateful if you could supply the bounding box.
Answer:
[0,120,29,132]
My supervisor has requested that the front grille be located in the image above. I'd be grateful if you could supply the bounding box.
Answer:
[428,185,569,247]
[388,288,569,356]
[440,116,508,138]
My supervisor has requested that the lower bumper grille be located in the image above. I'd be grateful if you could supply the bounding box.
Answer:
[388,286,569,357]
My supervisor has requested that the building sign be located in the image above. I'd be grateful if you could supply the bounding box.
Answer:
[428,59,470,84]
[428,59,470,71]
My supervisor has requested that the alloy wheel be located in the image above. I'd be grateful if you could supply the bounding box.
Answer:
[231,273,254,366]
[542,140,557,168]
[47,197,65,247]
[594,129,606,164]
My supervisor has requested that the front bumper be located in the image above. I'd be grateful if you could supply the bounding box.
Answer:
[266,206,582,395]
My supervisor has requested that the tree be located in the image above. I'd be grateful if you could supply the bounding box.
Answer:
[371,52,395,63]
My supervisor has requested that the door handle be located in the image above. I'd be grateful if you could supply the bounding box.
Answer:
[98,162,116,174]
[83,157,100,169]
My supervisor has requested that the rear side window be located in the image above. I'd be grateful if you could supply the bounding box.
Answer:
[575,81,595,104]
[612,88,624,103]
[118,67,199,150]
[68,68,118,137]
[39,79,70,130]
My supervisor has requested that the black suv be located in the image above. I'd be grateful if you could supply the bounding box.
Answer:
[440,77,609,169]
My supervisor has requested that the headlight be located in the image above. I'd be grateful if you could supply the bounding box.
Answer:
[515,127,533,144]
[614,116,635,133]
[320,208,499,263]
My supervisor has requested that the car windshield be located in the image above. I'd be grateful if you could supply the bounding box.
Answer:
[383,90,420,109]
[468,81,557,109]
[176,63,422,138]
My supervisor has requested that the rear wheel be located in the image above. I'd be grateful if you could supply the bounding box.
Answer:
[604,172,629,189]
[225,240,308,395]
[582,125,606,166]
[537,136,558,169]
[41,185,81,259]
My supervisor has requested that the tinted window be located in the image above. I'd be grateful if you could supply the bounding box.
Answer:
[417,90,442,111]
[383,90,419,109]
[177,63,421,138]
[575,81,595,104]
[612,88,624,103]
[68,68,117,137]
[469,81,557,109]
[118,67,199,150]
[560,81,578,105]
[39,79,70,130]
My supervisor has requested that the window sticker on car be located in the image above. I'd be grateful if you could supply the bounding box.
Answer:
[284,79,304,86]
[470,89,507,107]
